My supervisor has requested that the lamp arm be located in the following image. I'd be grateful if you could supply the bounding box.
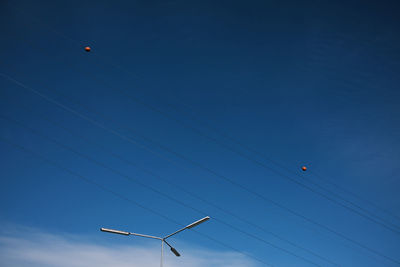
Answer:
[163,226,187,240]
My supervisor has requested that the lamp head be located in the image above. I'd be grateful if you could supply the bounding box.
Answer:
[170,247,181,257]
[186,216,210,229]
[100,228,130,236]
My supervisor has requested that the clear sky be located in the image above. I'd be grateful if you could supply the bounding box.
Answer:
[1,0,400,266]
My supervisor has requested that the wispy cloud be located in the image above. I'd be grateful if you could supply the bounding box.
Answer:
[0,225,257,267]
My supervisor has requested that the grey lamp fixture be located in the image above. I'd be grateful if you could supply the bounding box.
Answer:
[100,216,210,267]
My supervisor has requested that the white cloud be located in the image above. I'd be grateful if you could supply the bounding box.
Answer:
[0,225,258,267]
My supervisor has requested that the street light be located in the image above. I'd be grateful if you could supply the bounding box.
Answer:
[100,216,210,267]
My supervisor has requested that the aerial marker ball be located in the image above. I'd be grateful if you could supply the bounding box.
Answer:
[84,46,91,52]
[301,166,307,171]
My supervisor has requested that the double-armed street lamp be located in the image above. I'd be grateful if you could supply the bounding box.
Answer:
[100,216,210,267]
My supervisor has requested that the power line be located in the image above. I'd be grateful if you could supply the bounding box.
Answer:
[153,89,400,229]
[2,101,339,266]
[5,5,400,266]
[172,100,400,227]
[102,81,400,234]
[0,114,326,267]
[172,98,400,225]
[138,93,400,228]
[12,20,400,235]
[10,0,400,238]
[309,170,400,223]
[2,73,399,265]
[0,135,273,267]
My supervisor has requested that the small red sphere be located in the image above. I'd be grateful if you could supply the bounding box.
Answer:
[84,46,91,52]
[301,166,307,171]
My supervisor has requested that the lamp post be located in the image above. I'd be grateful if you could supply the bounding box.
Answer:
[100,216,210,267]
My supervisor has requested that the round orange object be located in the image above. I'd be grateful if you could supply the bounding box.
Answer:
[84,46,91,52]
[301,166,307,171]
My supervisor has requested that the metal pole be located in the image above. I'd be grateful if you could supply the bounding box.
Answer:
[160,240,164,267]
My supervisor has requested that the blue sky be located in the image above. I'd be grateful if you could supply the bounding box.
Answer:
[1,0,400,266]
